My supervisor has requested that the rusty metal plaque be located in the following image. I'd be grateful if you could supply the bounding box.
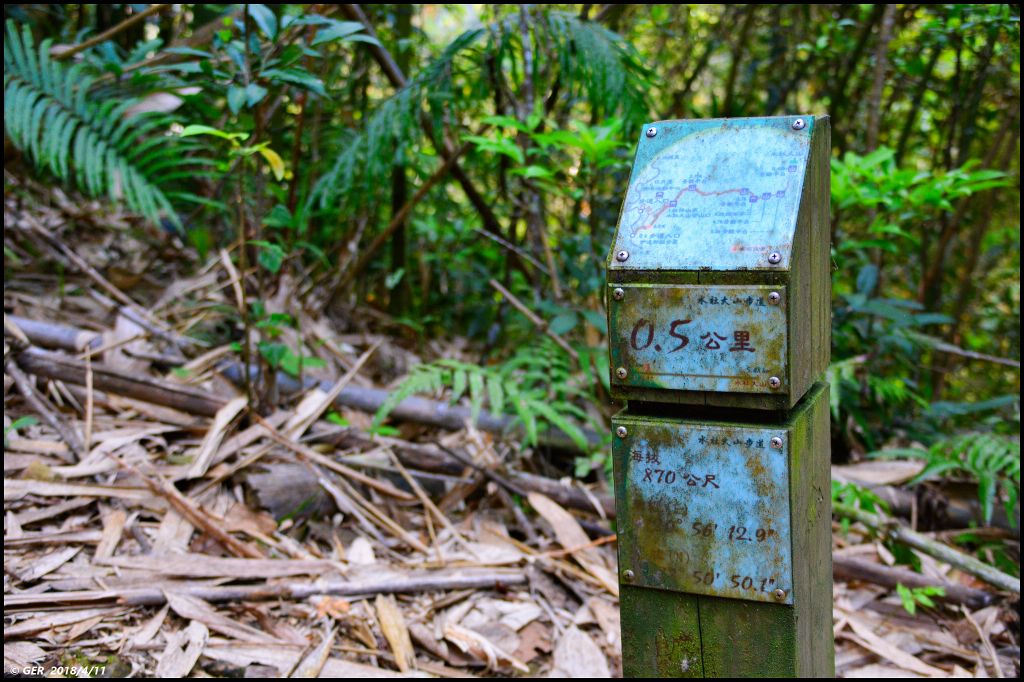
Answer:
[613,416,793,604]
[609,116,813,272]
[609,284,787,394]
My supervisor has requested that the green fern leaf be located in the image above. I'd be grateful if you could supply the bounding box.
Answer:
[486,375,505,416]
[3,19,200,227]
[529,399,589,451]
[468,370,486,423]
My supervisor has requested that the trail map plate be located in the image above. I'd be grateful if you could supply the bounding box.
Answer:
[610,116,813,271]
[609,284,787,394]
[613,416,793,604]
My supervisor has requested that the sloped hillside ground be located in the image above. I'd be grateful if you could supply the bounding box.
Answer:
[4,180,1019,677]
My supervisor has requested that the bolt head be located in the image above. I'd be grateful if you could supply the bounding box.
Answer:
[768,251,782,264]
[774,588,786,600]
[768,376,782,389]
[624,569,635,581]
[612,287,625,300]
[770,436,784,449]
[768,291,781,305]
[645,126,657,138]
[615,250,629,262]
[615,426,628,438]
[615,367,628,380]
[791,118,806,130]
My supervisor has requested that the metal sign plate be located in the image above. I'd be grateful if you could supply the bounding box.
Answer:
[614,416,793,604]
[609,284,787,394]
[609,116,813,272]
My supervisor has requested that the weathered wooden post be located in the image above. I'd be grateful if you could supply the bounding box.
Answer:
[606,115,833,677]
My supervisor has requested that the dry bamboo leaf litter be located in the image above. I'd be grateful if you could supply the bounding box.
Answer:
[4,184,1019,678]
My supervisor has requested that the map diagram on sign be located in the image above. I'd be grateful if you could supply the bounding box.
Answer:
[611,119,812,271]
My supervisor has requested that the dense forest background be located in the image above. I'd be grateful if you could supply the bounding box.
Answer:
[3,4,1020,677]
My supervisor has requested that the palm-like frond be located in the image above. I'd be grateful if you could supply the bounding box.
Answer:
[874,433,1020,525]
[541,11,651,124]
[372,338,596,452]
[4,20,200,227]
[315,28,485,212]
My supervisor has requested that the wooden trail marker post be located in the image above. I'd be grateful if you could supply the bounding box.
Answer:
[606,116,834,677]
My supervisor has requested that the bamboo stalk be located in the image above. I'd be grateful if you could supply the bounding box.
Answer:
[1,569,527,611]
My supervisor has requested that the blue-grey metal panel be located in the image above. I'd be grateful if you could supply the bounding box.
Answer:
[614,416,793,605]
[609,116,813,272]
[609,284,787,394]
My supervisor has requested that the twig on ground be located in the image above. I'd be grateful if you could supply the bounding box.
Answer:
[834,502,1020,594]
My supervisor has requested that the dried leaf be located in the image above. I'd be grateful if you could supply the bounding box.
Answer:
[93,508,126,560]
[187,396,247,478]
[842,611,946,677]
[548,626,610,678]
[165,591,281,644]
[289,624,335,678]
[528,492,618,596]
[375,595,415,673]
[155,621,208,678]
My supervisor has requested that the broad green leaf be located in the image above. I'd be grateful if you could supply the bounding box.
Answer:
[180,124,248,141]
[248,4,278,39]
[227,85,246,114]
[310,20,374,46]
[261,68,325,96]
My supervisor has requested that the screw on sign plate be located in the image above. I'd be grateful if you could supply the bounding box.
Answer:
[624,569,636,581]
[616,367,628,380]
[616,250,630,262]
[615,426,628,438]
[768,251,782,265]
[768,291,781,305]
[768,376,782,389]
[770,436,784,449]
[646,126,657,138]
[774,588,787,600]
[791,118,806,130]
[613,287,625,300]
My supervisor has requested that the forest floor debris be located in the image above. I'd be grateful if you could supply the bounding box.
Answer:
[4,180,1020,677]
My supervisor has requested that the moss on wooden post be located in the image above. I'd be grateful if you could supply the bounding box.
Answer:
[608,116,833,678]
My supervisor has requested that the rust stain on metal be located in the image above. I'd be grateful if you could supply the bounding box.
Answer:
[613,416,793,605]
[609,284,787,394]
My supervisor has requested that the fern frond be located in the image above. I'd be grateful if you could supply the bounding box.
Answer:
[540,11,650,125]
[3,20,198,227]
[371,364,447,429]
[315,28,485,212]
[873,432,1020,526]
[371,339,597,450]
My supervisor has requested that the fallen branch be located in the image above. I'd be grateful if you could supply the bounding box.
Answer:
[111,458,264,559]
[1,569,527,612]
[6,314,101,352]
[833,555,995,609]
[488,279,579,362]
[222,363,602,453]
[11,342,613,517]
[427,440,614,518]
[10,317,602,452]
[54,4,168,61]
[833,503,1020,594]
[16,347,224,417]
[4,354,84,461]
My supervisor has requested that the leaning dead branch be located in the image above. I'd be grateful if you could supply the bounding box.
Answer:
[834,503,1020,594]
